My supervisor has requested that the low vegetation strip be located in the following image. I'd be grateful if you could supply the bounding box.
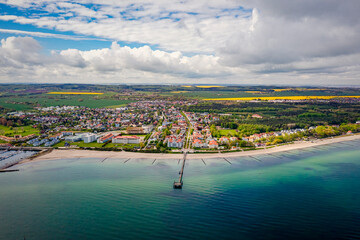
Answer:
[273,88,327,92]
[196,86,224,88]
[171,91,189,93]
[204,96,360,101]
[47,92,104,95]
[180,85,225,88]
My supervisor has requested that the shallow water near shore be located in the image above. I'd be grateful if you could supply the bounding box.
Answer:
[1,140,360,240]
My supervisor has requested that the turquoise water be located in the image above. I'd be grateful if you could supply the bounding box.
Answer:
[1,141,360,240]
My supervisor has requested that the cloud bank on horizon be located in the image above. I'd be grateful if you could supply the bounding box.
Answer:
[0,0,359,86]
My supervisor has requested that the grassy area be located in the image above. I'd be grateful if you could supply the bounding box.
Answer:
[219,129,238,136]
[53,141,140,148]
[54,141,105,148]
[0,125,40,136]
[107,143,140,148]
[106,104,131,108]
[0,101,31,111]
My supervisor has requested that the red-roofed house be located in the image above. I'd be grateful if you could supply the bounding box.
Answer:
[193,139,203,148]
[219,136,230,144]
[252,114,263,119]
[97,133,114,143]
[208,140,219,149]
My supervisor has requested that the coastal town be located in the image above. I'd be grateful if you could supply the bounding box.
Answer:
[2,0,360,238]
[1,99,359,155]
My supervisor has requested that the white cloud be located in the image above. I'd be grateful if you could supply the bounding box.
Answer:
[219,7,360,66]
[0,0,360,86]
[0,0,252,53]
[55,41,227,77]
[0,36,230,83]
[0,28,107,41]
[0,36,43,66]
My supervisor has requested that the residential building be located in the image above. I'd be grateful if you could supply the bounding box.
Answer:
[208,140,219,149]
[167,138,183,148]
[142,125,154,133]
[112,135,140,144]
[83,134,97,143]
[97,133,114,143]
[126,127,144,134]
[64,135,82,142]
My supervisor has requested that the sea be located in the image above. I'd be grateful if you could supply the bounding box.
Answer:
[1,140,360,240]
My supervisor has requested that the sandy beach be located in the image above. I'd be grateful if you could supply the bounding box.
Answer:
[20,133,360,164]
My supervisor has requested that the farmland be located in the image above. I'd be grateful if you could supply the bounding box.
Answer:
[0,84,137,111]
[162,86,360,99]
[0,95,133,111]
[0,84,359,112]
[204,96,360,101]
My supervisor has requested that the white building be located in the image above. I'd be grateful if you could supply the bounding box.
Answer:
[64,136,82,142]
[167,138,183,148]
[61,131,74,137]
[83,134,97,143]
[112,136,140,144]
[142,125,154,133]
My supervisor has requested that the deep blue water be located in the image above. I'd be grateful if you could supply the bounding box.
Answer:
[1,140,360,240]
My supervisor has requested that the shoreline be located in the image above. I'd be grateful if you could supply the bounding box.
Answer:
[18,133,360,164]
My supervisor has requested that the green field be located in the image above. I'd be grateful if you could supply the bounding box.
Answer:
[219,129,238,136]
[0,94,133,111]
[0,125,40,136]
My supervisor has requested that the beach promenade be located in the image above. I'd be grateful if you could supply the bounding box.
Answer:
[19,134,360,164]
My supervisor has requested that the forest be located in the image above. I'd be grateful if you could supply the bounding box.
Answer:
[186,101,360,130]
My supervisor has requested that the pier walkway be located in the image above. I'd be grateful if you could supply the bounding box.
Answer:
[173,151,187,189]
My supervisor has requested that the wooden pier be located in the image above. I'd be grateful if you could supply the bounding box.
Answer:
[0,169,19,173]
[173,152,187,189]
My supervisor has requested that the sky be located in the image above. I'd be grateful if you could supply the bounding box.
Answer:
[0,0,359,86]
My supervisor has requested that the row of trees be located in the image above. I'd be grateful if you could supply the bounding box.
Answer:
[210,123,273,138]
[0,117,22,127]
[254,123,360,145]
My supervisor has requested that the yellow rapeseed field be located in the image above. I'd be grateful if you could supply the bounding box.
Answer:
[272,88,292,92]
[204,96,360,101]
[273,88,326,92]
[47,92,104,95]
[182,85,193,88]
